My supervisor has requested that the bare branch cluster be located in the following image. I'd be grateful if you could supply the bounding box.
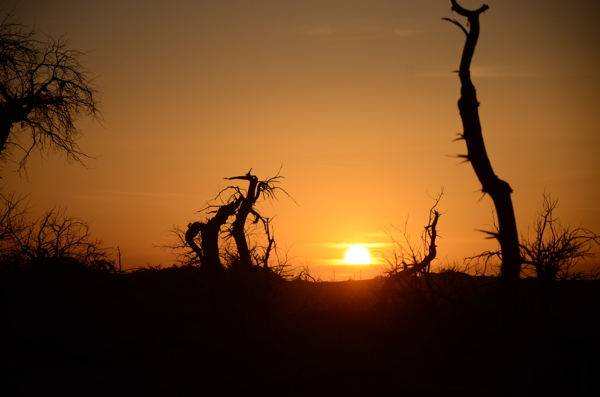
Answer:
[0,9,101,169]
[382,191,443,275]
[521,193,599,281]
[376,198,447,314]
[0,188,29,241]
[0,191,115,272]
[377,192,443,308]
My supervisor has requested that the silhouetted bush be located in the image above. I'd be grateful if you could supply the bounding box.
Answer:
[521,193,599,281]
[0,190,116,273]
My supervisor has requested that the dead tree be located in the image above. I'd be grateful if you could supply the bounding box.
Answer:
[380,205,441,305]
[227,172,260,270]
[521,193,599,282]
[0,203,114,272]
[0,10,101,168]
[185,196,242,271]
[180,170,289,273]
[226,170,285,271]
[444,1,521,309]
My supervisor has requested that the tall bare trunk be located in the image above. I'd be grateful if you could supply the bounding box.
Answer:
[229,172,259,270]
[445,1,521,313]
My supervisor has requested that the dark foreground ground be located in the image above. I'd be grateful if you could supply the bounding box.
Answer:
[2,266,600,396]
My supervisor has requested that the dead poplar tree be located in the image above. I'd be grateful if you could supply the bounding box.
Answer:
[226,170,286,271]
[228,172,260,270]
[443,1,521,307]
[175,170,289,273]
[379,199,441,306]
[0,10,101,169]
[185,196,242,271]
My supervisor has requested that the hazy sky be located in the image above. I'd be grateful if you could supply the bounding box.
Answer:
[4,0,600,279]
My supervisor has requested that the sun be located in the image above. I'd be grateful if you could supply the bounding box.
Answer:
[344,245,371,264]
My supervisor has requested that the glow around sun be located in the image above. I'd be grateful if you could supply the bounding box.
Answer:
[344,245,371,265]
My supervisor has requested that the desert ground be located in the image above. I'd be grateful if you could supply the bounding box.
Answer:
[2,265,599,396]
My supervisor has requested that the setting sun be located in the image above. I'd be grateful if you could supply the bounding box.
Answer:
[344,245,371,264]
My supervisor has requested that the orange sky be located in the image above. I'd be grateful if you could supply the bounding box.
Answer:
[4,0,600,280]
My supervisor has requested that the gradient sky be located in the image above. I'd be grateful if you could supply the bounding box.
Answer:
[4,0,599,280]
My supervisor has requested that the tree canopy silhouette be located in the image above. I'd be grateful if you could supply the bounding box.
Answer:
[0,9,101,169]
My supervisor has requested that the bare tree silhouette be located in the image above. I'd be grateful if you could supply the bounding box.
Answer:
[171,170,291,274]
[444,1,521,313]
[226,170,285,271]
[379,193,441,306]
[521,193,599,282]
[0,8,101,169]
[0,194,114,272]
